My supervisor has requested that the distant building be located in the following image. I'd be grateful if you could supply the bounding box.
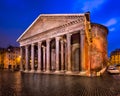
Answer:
[0,46,20,70]
[17,13,108,76]
[110,49,120,65]
[0,48,5,69]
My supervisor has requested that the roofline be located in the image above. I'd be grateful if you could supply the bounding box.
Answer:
[40,13,85,16]
[17,13,86,42]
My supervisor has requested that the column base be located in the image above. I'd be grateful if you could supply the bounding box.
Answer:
[45,70,51,73]
[36,70,41,73]
[24,70,29,73]
[29,70,35,73]
[54,70,60,73]
[66,71,72,74]
[79,71,87,76]
[60,70,65,73]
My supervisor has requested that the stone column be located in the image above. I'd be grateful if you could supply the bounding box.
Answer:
[64,41,67,71]
[55,37,61,73]
[20,46,23,72]
[25,45,29,72]
[66,34,72,73]
[46,39,51,72]
[61,40,64,72]
[51,49,55,71]
[37,41,42,73]
[80,30,85,72]
[31,43,35,72]
[43,46,46,71]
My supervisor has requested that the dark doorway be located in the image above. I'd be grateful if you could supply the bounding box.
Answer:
[8,65,12,70]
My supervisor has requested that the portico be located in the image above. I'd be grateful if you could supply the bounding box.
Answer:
[19,31,86,72]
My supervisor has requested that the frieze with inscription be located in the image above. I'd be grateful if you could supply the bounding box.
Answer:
[20,19,85,46]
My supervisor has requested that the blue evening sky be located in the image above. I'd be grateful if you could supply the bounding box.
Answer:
[0,0,119,56]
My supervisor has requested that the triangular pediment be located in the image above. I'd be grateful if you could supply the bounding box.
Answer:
[17,14,85,42]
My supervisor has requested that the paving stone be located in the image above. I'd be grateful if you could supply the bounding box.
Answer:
[0,71,120,96]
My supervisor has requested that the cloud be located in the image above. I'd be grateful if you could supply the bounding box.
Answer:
[73,0,106,12]
[105,18,117,27]
[103,18,118,32]
[82,0,105,12]
[109,28,115,32]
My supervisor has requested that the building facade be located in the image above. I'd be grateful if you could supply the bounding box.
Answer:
[109,49,120,65]
[0,48,5,69]
[17,13,108,76]
[0,46,20,70]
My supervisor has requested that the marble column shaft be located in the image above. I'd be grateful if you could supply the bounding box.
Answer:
[43,46,46,71]
[31,43,35,71]
[51,49,55,70]
[55,37,60,72]
[80,30,85,71]
[46,39,51,72]
[38,42,42,71]
[65,42,67,71]
[67,34,72,72]
[25,45,29,71]
[61,40,64,71]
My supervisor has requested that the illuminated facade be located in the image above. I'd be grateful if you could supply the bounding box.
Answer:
[17,13,108,76]
[0,48,5,69]
[110,49,120,65]
[0,46,20,70]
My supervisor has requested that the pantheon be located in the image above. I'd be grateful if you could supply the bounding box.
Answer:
[17,12,108,76]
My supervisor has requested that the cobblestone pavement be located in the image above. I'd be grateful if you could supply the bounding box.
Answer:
[0,71,120,96]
